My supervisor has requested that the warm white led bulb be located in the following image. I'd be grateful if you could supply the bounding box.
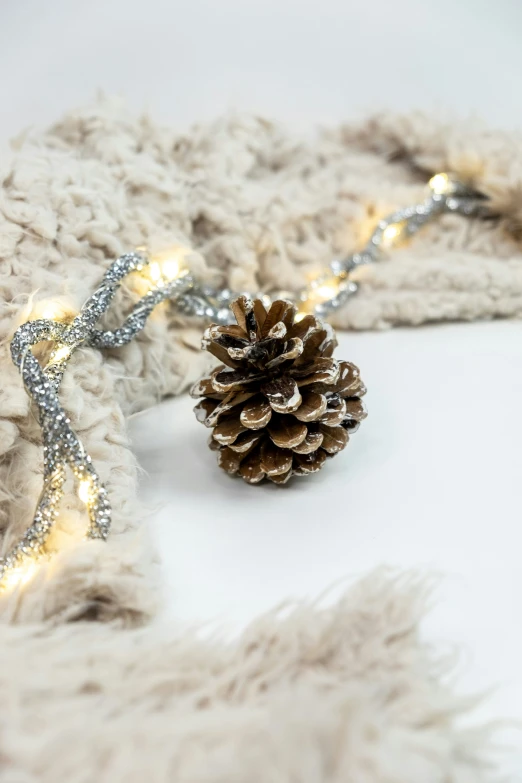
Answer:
[51,345,71,363]
[382,224,401,243]
[161,258,182,280]
[147,262,163,283]
[314,284,337,300]
[33,301,75,323]
[2,560,38,591]
[78,478,92,504]
[429,172,451,195]
[144,247,190,287]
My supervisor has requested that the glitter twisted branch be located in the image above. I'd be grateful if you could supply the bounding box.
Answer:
[2,173,488,589]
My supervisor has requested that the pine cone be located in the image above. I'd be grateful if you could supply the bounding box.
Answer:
[191,297,367,485]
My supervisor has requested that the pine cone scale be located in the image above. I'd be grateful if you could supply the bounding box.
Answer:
[239,444,265,484]
[321,396,346,426]
[265,337,303,369]
[261,376,302,414]
[293,391,327,422]
[229,430,261,454]
[319,424,348,454]
[191,296,367,484]
[294,449,327,475]
[239,396,272,429]
[260,440,293,477]
[211,367,264,393]
[289,358,340,386]
[292,430,324,454]
[212,413,246,446]
[259,300,293,336]
[344,399,366,420]
[218,447,242,474]
[267,415,308,449]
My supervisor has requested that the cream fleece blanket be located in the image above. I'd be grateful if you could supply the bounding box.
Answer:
[0,101,520,780]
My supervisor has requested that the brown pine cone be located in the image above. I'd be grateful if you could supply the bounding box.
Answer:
[191,296,367,485]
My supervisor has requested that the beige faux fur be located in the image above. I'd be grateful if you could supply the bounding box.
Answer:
[0,103,519,779]
[0,572,502,783]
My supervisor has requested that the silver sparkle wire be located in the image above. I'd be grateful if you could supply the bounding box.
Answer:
[2,252,192,585]
[1,174,488,588]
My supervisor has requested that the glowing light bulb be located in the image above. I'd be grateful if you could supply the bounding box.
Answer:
[313,284,337,301]
[309,274,342,301]
[41,304,64,320]
[144,247,190,287]
[429,172,451,195]
[78,478,92,504]
[379,220,410,250]
[33,301,75,323]
[161,258,183,280]
[297,272,344,316]
[50,345,71,363]
[2,560,39,591]
[381,224,402,245]
[147,262,162,283]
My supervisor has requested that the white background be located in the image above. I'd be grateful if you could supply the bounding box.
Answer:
[2,0,522,134]
[1,0,521,775]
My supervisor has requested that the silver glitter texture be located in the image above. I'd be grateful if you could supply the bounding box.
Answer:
[1,252,191,585]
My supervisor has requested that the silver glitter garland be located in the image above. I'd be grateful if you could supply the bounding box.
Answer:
[1,173,488,589]
[3,252,192,586]
[173,173,487,323]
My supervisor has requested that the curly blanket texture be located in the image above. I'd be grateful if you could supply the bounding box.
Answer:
[0,102,520,780]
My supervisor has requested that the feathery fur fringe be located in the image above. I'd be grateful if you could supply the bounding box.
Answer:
[0,572,502,782]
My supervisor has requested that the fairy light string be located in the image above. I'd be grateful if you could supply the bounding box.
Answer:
[1,173,487,590]
[3,251,192,589]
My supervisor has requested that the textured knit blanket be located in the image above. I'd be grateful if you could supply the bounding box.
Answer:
[0,101,518,780]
